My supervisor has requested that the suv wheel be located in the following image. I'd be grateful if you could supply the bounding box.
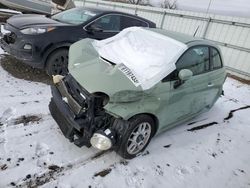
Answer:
[46,49,68,76]
[117,115,155,159]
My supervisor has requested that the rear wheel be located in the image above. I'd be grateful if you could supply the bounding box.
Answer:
[46,49,69,76]
[117,115,155,159]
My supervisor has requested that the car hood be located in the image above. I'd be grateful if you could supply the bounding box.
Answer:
[7,14,66,29]
[68,39,143,97]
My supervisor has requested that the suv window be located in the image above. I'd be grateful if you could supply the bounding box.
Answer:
[176,46,210,76]
[120,16,148,30]
[211,48,223,69]
[92,15,121,31]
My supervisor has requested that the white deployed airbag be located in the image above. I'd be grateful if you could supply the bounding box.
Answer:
[92,27,188,90]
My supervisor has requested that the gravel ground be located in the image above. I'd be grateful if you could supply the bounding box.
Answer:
[0,54,52,85]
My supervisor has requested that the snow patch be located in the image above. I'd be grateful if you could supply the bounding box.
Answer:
[0,107,16,124]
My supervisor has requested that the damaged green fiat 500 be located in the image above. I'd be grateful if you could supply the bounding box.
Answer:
[49,27,226,159]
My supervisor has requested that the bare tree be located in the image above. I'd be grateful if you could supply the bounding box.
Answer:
[161,0,177,9]
[128,0,142,5]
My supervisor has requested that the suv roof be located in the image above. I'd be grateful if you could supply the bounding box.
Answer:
[76,7,156,26]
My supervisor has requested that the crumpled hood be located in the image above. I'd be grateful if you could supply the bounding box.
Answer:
[68,39,143,97]
[7,14,66,29]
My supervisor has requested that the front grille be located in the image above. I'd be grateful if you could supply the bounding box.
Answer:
[64,76,89,106]
[56,75,95,124]
[57,80,83,115]
[56,74,94,117]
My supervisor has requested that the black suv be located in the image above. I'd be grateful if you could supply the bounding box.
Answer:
[0,7,156,75]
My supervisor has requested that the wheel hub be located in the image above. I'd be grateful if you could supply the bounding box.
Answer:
[126,122,152,155]
[136,134,144,143]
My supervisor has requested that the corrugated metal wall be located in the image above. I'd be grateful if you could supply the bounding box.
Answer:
[75,0,250,80]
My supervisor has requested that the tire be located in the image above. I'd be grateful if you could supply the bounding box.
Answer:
[117,115,155,159]
[46,49,69,76]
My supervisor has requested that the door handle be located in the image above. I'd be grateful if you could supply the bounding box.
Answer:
[208,83,214,87]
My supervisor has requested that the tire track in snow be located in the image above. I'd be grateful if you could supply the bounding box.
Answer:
[223,105,250,121]
[187,105,250,132]
[13,150,112,188]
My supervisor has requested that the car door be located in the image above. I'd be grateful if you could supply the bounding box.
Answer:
[85,14,121,40]
[206,47,226,106]
[158,46,211,131]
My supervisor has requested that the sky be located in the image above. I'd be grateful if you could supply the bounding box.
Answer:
[149,0,250,17]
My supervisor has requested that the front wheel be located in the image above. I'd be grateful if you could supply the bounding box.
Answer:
[46,49,69,76]
[117,115,155,159]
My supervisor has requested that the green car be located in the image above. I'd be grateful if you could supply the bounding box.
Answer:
[49,27,226,159]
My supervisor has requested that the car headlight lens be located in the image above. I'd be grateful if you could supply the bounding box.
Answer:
[20,27,55,35]
[90,133,112,150]
[90,129,114,150]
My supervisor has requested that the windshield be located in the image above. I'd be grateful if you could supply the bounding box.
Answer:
[51,8,97,24]
[93,27,188,90]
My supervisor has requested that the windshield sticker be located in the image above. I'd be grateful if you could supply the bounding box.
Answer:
[118,64,140,87]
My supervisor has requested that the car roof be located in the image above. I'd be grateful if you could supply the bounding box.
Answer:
[148,28,216,47]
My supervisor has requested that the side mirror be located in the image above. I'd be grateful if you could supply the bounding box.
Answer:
[174,69,193,89]
[178,69,193,81]
[86,24,103,33]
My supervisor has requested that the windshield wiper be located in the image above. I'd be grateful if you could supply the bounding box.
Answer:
[100,56,116,66]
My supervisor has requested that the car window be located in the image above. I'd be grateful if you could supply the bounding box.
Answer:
[92,15,121,31]
[52,8,96,25]
[176,46,210,76]
[211,48,223,69]
[120,16,148,30]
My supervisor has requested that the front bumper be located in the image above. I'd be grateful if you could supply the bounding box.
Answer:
[49,84,93,147]
[49,75,131,150]
[49,73,110,148]
[49,86,91,147]
[0,24,44,68]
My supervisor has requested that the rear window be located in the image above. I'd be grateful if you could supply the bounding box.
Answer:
[211,48,223,69]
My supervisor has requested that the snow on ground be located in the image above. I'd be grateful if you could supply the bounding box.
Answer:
[0,47,250,187]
